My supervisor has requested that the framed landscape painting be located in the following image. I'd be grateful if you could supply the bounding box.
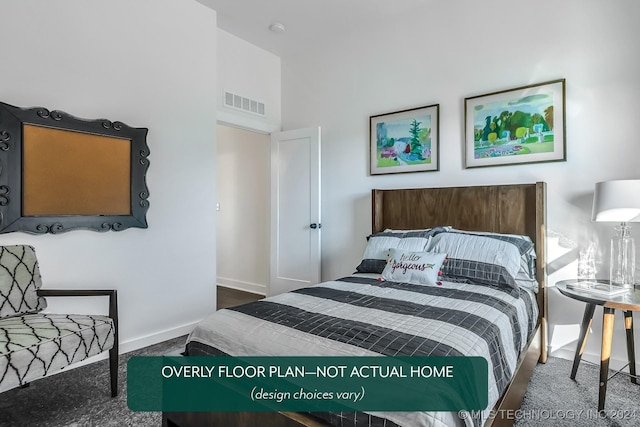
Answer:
[370,104,439,175]
[464,79,566,168]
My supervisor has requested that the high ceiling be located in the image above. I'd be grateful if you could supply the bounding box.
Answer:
[196,0,431,58]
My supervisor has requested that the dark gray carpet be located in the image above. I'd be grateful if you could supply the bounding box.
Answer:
[515,357,640,427]
[1,339,639,426]
[0,335,187,427]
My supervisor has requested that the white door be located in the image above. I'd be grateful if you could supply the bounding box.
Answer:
[269,127,321,296]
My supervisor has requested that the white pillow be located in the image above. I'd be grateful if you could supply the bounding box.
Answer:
[356,232,432,274]
[381,249,447,286]
[449,228,536,273]
[445,229,538,292]
[384,226,451,233]
[427,232,521,291]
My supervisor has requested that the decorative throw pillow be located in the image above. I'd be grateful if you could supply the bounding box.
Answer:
[381,249,447,286]
[0,245,47,319]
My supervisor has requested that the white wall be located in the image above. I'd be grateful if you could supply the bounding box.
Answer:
[214,28,281,296]
[0,0,218,352]
[281,0,640,369]
[216,125,269,295]
[217,29,281,133]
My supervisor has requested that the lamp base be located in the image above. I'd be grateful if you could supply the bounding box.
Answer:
[610,222,636,289]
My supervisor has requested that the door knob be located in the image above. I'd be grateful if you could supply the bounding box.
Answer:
[310,223,321,229]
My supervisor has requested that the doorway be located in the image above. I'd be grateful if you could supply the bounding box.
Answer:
[215,124,270,296]
[215,124,322,298]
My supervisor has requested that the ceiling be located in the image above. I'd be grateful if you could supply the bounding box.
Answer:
[196,0,431,58]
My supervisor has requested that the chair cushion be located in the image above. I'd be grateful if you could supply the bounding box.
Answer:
[0,246,47,319]
[0,313,115,393]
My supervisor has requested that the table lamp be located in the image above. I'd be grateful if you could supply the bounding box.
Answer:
[592,179,640,288]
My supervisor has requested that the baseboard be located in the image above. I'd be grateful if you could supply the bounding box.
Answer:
[217,277,266,295]
[551,347,631,373]
[119,321,198,354]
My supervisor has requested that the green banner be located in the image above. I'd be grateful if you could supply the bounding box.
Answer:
[127,356,487,412]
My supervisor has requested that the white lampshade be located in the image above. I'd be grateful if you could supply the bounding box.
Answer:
[592,180,640,222]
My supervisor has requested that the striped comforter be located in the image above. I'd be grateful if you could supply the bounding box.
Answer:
[186,275,538,427]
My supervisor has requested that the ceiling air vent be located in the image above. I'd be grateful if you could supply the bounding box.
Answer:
[224,90,266,117]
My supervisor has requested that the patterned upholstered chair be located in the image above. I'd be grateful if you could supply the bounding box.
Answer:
[0,245,118,396]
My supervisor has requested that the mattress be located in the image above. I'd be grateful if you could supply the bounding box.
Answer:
[187,274,538,427]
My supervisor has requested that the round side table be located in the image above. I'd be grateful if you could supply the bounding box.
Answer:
[556,279,640,411]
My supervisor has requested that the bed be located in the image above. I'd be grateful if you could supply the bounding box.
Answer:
[163,182,547,427]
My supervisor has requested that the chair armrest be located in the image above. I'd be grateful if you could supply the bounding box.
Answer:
[36,289,120,396]
[38,289,116,298]
[37,289,119,343]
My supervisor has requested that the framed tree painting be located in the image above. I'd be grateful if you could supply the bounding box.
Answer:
[464,79,566,168]
[370,104,439,175]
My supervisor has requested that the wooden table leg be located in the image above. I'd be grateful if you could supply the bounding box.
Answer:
[624,310,637,385]
[571,303,596,379]
[599,307,615,412]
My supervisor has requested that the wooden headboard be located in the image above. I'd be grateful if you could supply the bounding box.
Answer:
[371,182,547,361]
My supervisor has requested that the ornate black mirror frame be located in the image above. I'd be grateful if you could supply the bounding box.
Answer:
[0,101,150,234]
